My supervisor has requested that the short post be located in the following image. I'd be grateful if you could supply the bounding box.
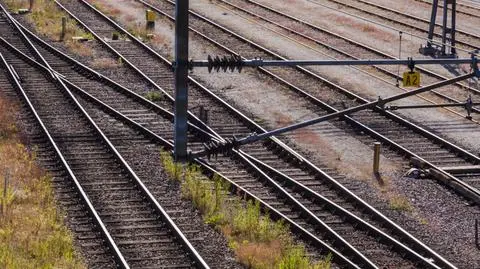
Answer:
[199,106,209,124]
[373,142,381,175]
[146,9,156,31]
[29,0,34,11]
[1,170,9,217]
[60,17,67,41]
[476,219,479,250]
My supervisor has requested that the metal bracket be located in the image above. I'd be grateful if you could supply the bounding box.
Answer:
[407,57,415,72]
[466,95,473,120]
[472,55,480,78]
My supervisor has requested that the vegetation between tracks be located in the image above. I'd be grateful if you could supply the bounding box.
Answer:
[0,97,85,268]
[161,151,331,269]
[4,0,93,56]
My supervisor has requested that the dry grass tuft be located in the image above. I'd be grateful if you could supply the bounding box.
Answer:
[90,57,121,69]
[389,194,413,212]
[88,0,172,52]
[4,0,94,56]
[0,96,85,268]
[361,24,376,33]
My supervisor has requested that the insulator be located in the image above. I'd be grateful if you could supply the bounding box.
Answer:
[207,54,243,73]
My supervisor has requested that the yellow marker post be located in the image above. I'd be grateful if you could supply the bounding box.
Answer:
[146,10,156,30]
[403,71,421,87]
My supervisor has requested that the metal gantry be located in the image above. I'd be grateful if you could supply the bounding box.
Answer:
[419,0,457,57]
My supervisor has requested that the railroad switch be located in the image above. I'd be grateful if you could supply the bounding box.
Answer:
[404,168,427,179]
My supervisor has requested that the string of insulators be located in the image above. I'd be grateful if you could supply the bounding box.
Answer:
[203,137,238,160]
[206,55,243,73]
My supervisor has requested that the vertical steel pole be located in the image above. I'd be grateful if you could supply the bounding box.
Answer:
[450,0,456,55]
[174,0,189,162]
[427,0,438,48]
[441,0,448,55]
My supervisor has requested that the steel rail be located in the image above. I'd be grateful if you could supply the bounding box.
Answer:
[220,0,480,113]
[138,0,479,120]
[139,0,480,203]
[413,0,480,18]
[50,0,218,141]
[1,13,363,267]
[457,0,480,9]
[22,1,364,264]
[70,1,460,267]
[310,0,480,51]
[183,0,480,156]
[238,150,443,268]
[69,68,362,267]
[0,33,211,269]
[129,1,477,266]
[2,32,361,268]
[232,150,377,268]
[0,10,212,265]
[195,158,360,268]
[355,0,480,41]
[235,73,476,145]
[11,17,219,143]
[0,49,131,269]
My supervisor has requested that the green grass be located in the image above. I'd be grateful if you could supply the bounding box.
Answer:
[144,91,165,102]
[160,151,331,269]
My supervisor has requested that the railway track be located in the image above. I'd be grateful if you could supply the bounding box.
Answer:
[309,0,480,52]
[27,0,468,267]
[211,0,480,116]
[0,9,211,269]
[1,5,359,268]
[135,0,480,202]
[193,0,480,203]
[413,0,480,19]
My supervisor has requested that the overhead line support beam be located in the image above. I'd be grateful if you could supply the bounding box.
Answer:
[236,72,476,145]
[192,72,477,159]
[190,56,477,72]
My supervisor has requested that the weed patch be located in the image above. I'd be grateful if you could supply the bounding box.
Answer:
[160,151,331,268]
[145,91,165,102]
[4,0,93,56]
[0,95,85,268]
[389,195,413,212]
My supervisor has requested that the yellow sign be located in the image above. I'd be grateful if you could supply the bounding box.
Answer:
[146,10,156,22]
[403,71,420,87]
